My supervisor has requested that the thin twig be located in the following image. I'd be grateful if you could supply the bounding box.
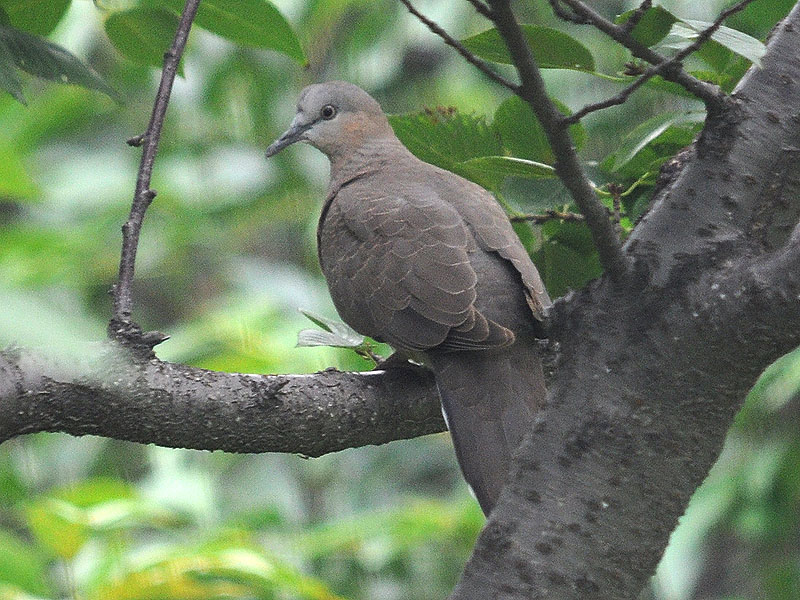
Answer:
[465,0,493,19]
[619,0,652,34]
[563,70,652,124]
[487,0,630,282]
[554,0,736,109]
[398,0,518,92]
[510,210,585,224]
[562,0,757,124]
[109,0,201,347]
[547,0,587,24]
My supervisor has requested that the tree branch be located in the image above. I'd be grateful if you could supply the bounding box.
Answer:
[546,0,588,24]
[450,6,800,597]
[562,0,754,126]
[485,0,630,282]
[465,0,493,20]
[553,0,738,109]
[398,0,518,92]
[110,0,201,348]
[509,210,585,224]
[626,5,800,285]
[0,347,443,456]
[619,0,653,34]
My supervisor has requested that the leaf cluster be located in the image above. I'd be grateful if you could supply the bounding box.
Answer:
[0,1,797,599]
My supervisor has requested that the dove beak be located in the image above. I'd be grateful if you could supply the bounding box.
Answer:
[265,114,313,158]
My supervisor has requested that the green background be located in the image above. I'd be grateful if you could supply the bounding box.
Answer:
[0,0,797,598]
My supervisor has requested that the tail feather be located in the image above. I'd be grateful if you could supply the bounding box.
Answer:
[429,341,544,515]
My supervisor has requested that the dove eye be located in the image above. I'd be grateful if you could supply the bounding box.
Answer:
[320,105,337,120]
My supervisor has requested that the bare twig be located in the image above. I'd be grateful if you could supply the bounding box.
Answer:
[398,0,518,92]
[109,0,201,348]
[562,0,757,124]
[547,0,587,24]
[486,0,630,282]
[465,0,493,19]
[554,0,736,109]
[619,0,653,34]
[563,71,653,124]
[510,210,585,224]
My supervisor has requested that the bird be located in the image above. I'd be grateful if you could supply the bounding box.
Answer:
[265,81,551,515]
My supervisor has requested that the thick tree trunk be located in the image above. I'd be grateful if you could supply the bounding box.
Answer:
[450,6,800,599]
[1,4,800,600]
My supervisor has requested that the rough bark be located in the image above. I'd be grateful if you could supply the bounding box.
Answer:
[0,347,442,457]
[450,6,800,599]
[1,4,799,600]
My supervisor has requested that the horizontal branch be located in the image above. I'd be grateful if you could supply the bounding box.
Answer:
[0,347,443,457]
[509,209,585,224]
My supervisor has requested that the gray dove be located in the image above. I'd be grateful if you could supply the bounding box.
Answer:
[265,81,550,514]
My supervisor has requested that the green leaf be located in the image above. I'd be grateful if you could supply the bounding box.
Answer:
[606,111,704,172]
[616,6,677,47]
[657,20,766,68]
[542,218,599,256]
[85,499,189,532]
[390,102,569,191]
[159,0,305,64]
[296,329,363,348]
[454,156,555,191]
[87,540,347,600]
[54,476,137,508]
[0,0,71,36]
[616,8,767,67]
[726,0,796,39]
[493,95,550,163]
[297,310,364,348]
[533,222,602,297]
[744,346,800,415]
[25,498,89,560]
[609,112,683,172]
[492,95,584,165]
[0,144,37,197]
[24,479,189,561]
[0,36,24,103]
[0,24,119,100]
[94,0,138,10]
[682,20,766,67]
[104,8,181,72]
[461,25,595,70]
[294,498,481,558]
[0,529,51,597]
[389,108,501,171]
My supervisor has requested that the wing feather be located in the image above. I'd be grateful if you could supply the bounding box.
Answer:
[319,186,514,352]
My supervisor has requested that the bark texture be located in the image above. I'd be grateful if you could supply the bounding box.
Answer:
[450,6,800,599]
[0,347,442,457]
[1,4,800,600]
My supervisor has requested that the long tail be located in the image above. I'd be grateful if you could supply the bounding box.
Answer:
[429,342,545,515]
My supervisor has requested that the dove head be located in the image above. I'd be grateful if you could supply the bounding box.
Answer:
[265,81,396,162]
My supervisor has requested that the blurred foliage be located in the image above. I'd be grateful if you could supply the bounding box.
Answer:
[0,0,796,598]
[652,346,800,600]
